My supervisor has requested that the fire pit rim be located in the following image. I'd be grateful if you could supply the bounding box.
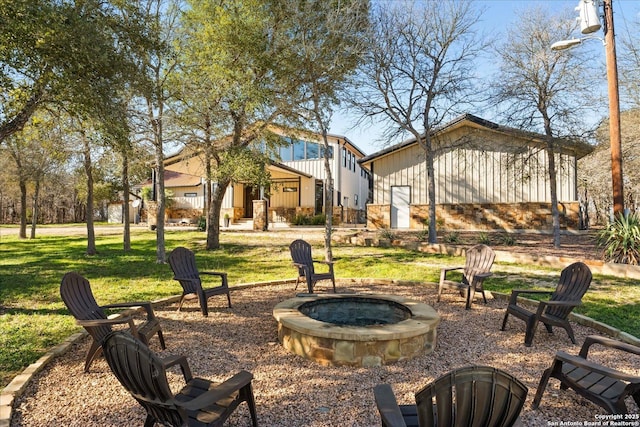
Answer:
[273,293,439,341]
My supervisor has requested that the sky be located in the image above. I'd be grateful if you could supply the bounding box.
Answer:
[328,0,640,156]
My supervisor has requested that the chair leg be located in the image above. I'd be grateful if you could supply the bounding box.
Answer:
[157,330,166,350]
[226,291,232,308]
[199,290,209,317]
[242,383,259,427]
[562,322,577,344]
[221,275,232,308]
[466,286,474,310]
[84,339,102,372]
[331,278,336,293]
[532,362,557,409]
[524,317,539,347]
[306,277,314,294]
[177,294,186,312]
[500,311,509,331]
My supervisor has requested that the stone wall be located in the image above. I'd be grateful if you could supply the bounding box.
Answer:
[367,202,580,231]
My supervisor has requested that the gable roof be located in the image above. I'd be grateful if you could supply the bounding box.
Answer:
[359,113,593,166]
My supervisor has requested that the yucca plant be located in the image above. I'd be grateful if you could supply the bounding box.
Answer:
[598,212,640,265]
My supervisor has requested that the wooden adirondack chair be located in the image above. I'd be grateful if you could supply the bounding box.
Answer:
[501,261,592,346]
[167,247,231,317]
[102,331,258,427]
[374,365,528,427]
[533,335,640,414]
[60,271,165,372]
[437,244,495,309]
[289,239,336,294]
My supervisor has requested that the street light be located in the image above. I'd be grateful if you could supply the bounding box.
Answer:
[551,0,624,217]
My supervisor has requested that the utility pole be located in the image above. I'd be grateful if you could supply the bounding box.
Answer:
[602,0,624,217]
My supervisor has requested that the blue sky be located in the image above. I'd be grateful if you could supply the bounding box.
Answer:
[329,0,640,156]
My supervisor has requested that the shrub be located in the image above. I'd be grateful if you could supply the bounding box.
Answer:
[310,214,326,225]
[292,214,309,225]
[444,232,460,243]
[197,216,206,232]
[598,212,640,265]
[378,228,395,241]
[416,229,429,241]
[477,232,491,245]
[499,233,516,246]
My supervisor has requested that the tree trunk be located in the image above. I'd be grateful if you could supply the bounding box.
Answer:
[322,133,334,262]
[206,178,230,250]
[83,137,96,255]
[122,153,131,251]
[19,180,27,239]
[30,180,39,239]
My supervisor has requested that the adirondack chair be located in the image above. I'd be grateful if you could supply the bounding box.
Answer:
[374,365,528,427]
[501,261,592,346]
[167,246,231,317]
[60,271,165,372]
[437,244,495,309]
[289,239,336,294]
[102,331,258,427]
[533,335,640,414]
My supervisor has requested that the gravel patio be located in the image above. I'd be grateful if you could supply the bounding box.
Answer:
[10,279,640,426]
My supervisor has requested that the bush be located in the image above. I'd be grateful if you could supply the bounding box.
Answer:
[310,214,326,225]
[498,233,516,246]
[598,212,640,265]
[444,231,460,243]
[477,232,491,245]
[292,214,309,225]
[197,216,206,232]
[378,228,395,241]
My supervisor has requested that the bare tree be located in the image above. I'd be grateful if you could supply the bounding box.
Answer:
[273,0,368,260]
[351,0,488,243]
[581,109,640,220]
[491,7,596,247]
[618,10,640,108]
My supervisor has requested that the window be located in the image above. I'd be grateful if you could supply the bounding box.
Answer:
[342,147,347,167]
[307,142,319,159]
[320,145,333,159]
[293,140,305,160]
[279,145,292,161]
[184,192,197,197]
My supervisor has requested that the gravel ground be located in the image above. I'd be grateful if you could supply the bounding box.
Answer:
[11,281,639,427]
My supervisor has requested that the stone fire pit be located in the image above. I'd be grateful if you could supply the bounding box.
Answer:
[273,293,440,367]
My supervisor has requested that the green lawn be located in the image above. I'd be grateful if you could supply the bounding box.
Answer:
[1,227,639,387]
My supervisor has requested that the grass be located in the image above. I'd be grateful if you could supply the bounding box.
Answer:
[1,226,639,388]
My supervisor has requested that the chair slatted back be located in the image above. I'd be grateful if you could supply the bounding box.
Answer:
[415,366,528,427]
[60,272,111,342]
[290,239,316,276]
[103,331,186,427]
[168,247,202,295]
[547,262,592,319]
[463,244,496,285]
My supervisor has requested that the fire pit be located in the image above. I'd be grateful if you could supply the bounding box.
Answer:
[273,294,440,367]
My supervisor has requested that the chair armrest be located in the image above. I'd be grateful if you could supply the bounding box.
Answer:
[200,271,227,278]
[172,276,199,283]
[555,351,640,383]
[162,354,193,382]
[474,272,493,279]
[508,289,553,305]
[76,315,135,328]
[373,384,408,427]
[180,370,254,411]
[314,260,335,266]
[580,335,640,359]
[102,301,156,319]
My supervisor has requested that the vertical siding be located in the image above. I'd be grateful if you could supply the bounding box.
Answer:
[371,134,579,206]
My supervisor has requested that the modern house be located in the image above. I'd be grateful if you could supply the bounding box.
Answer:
[359,114,593,231]
[155,130,371,227]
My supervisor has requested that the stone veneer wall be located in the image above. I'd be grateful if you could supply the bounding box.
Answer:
[367,202,580,231]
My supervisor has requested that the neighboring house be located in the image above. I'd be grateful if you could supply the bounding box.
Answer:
[359,113,593,231]
[156,130,370,226]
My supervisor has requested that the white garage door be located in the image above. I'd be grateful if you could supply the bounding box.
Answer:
[391,186,411,229]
